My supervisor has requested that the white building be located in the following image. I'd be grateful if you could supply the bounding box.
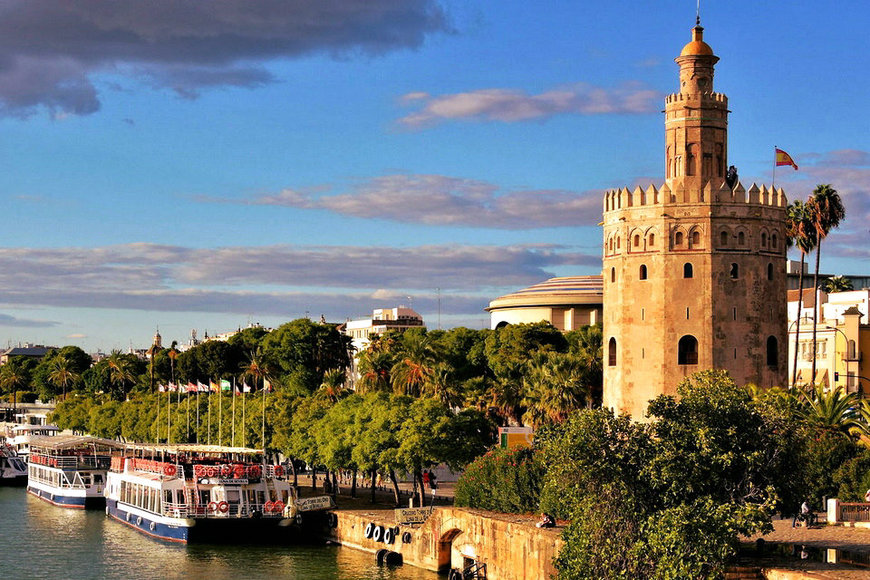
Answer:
[343,306,424,353]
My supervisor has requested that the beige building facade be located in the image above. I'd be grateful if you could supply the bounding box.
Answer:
[486,276,602,331]
[602,23,789,419]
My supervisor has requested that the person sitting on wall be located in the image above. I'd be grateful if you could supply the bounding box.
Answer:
[536,513,556,528]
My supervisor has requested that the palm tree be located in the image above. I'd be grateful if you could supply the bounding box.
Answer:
[355,349,393,394]
[807,184,846,384]
[317,368,347,404]
[521,352,589,427]
[798,387,863,438]
[786,199,817,388]
[821,275,853,294]
[422,362,461,408]
[106,351,135,401]
[168,341,178,386]
[48,356,80,401]
[0,360,30,410]
[390,332,436,397]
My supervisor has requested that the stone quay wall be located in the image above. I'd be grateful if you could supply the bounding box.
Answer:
[325,507,561,579]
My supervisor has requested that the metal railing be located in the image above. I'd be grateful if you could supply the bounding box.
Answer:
[160,501,289,519]
[838,503,870,523]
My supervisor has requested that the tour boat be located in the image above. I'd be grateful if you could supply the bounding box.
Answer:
[105,444,299,543]
[0,441,27,485]
[6,424,60,461]
[26,435,124,508]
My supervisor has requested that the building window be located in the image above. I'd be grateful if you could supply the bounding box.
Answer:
[738,231,745,246]
[649,233,655,247]
[683,263,693,278]
[611,267,616,283]
[634,234,640,248]
[639,264,648,280]
[678,335,699,365]
[720,231,728,246]
[691,230,700,247]
[608,338,617,367]
[772,234,778,248]
[766,336,778,368]
[730,263,739,279]
[767,263,774,280]
[761,232,767,247]
[617,237,621,249]
[675,232,684,246]
[849,340,857,360]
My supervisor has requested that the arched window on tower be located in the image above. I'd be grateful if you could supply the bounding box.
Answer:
[720,231,728,246]
[715,143,724,177]
[617,237,621,249]
[684,263,693,278]
[608,338,617,367]
[766,336,778,368]
[730,263,739,279]
[767,263,774,280]
[634,234,640,248]
[639,265,648,280]
[648,233,655,247]
[611,267,616,283]
[678,335,699,365]
[675,231,684,246]
[761,232,767,247]
[738,231,745,246]
[772,234,778,249]
[686,144,696,176]
[691,230,701,247]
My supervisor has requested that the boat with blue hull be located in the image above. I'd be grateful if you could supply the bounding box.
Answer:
[105,443,300,544]
[0,441,27,486]
[26,435,124,509]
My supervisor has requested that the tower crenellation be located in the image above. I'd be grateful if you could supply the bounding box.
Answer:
[601,21,788,420]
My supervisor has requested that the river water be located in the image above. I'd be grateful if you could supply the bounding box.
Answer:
[0,487,438,580]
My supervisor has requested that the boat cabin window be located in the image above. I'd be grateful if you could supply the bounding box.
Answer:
[93,474,103,484]
[80,473,92,486]
[199,490,210,505]
[226,489,241,504]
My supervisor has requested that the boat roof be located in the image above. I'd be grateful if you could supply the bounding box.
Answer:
[27,435,126,451]
[124,443,264,456]
[11,424,59,432]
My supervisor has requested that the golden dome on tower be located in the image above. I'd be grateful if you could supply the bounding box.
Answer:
[680,25,714,56]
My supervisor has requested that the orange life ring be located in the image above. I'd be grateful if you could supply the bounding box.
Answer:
[273,465,284,477]
[220,464,232,478]
[248,465,261,478]
[163,464,177,477]
[273,501,284,513]
[233,465,245,478]
[218,501,229,513]
[207,501,218,512]
[207,466,217,478]
[193,465,204,477]
[264,501,274,512]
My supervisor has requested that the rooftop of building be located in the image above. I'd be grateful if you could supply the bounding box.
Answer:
[486,275,603,312]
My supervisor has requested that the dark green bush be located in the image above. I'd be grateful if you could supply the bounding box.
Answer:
[454,445,544,513]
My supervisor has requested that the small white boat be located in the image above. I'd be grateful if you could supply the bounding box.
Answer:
[26,435,124,509]
[0,441,26,485]
[105,444,300,543]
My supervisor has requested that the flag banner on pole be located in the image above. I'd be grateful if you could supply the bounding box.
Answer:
[209,380,219,393]
[197,381,209,393]
[234,385,241,396]
[243,383,252,393]
[158,385,165,393]
[775,148,798,170]
[168,382,177,392]
[263,378,272,392]
[220,379,232,392]
[186,382,197,393]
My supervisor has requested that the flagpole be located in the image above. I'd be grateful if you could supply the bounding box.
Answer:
[242,383,246,449]
[261,378,266,454]
[196,388,200,444]
[219,380,223,446]
[186,387,190,442]
[232,377,237,448]
[207,384,212,445]
[167,383,171,443]
[155,389,160,443]
[772,145,777,192]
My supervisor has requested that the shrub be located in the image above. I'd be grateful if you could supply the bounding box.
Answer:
[454,445,544,513]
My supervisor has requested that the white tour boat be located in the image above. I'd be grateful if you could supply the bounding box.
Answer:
[105,444,299,543]
[27,435,124,508]
[6,424,60,461]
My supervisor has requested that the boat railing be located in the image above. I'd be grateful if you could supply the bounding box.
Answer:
[161,501,289,519]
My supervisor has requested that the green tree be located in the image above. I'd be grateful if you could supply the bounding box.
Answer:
[807,184,845,383]
[106,351,137,401]
[356,349,394,394]
[316,368,348,404]
[786,199,817,388]
[391,329,437,397]
[48,356,80,401]
[261,319,351,393]
[0,357,34,406]
[522,351,590,428]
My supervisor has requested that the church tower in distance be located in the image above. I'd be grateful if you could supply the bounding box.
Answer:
[602,23,788,420]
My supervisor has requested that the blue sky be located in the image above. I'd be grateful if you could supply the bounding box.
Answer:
[0,1,867,352]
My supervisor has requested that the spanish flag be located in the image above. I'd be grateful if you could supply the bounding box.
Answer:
[775,148,798,170]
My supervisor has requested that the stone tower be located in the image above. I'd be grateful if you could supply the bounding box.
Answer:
[602,23,788,420]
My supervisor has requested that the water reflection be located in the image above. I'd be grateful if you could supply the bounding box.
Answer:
[1,488,435,580]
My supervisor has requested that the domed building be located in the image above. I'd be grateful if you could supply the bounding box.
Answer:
[486,275,603,331]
